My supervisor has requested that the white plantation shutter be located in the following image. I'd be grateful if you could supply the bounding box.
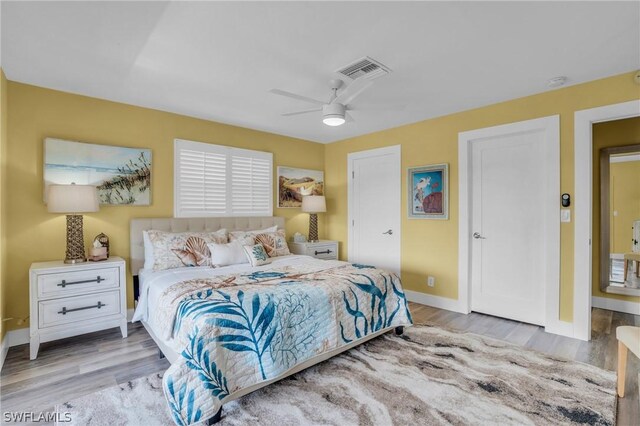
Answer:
[176,148,227,215]
[231,155,272,215]
[174,139,273,217]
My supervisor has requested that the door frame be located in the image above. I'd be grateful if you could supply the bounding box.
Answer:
[347,145,401,274]
[574,100,640,341]
[458,116,562,333]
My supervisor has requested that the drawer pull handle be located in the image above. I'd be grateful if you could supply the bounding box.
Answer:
[58,301,105,315]
[315,250,332,255]
[57,276,104,288]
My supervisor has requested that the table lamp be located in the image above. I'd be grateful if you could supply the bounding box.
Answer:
[47,183,99,264]
[301,195,326,242]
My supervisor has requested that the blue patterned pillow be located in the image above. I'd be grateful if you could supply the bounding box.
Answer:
[242,244,269,267]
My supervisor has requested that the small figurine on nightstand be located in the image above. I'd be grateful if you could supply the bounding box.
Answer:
[89,233,109,261]
[96,233,110,256]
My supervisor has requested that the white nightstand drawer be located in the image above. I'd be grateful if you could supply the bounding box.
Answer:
[38,267,119,299]
[305,244,337,259]
[289,240,339,260]
[38,290,121,328]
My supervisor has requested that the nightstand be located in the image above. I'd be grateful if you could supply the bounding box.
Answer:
[29,257,127,360]
[288,240,339,260]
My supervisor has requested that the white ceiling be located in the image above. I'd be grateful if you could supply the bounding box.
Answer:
[1,1,638,143]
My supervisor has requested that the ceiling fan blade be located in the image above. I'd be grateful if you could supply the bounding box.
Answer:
[345,112,355,123]
[333,79,373,106]
[281,107,322,117]
[269,89,325,106]
[348,103,406,112]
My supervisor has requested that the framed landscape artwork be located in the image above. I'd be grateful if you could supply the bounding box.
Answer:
[44,138,152,205]
[408,163,448,219]
[277,166,324,208]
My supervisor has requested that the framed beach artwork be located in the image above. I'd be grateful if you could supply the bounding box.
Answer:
[277,166,324,208]
[44,138,152,205]
[408,163,448,219]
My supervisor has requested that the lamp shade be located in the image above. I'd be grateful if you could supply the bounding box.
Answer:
[301,195,326,213]
[47,184,99,213]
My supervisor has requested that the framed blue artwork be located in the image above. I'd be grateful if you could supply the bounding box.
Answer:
[408,163,448,219]
[44,138,152,205]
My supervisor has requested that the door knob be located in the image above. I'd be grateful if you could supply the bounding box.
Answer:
[382,229,393,235]
[473,232,486,239]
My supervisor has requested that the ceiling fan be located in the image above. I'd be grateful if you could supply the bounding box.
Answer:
[270,78,373,127]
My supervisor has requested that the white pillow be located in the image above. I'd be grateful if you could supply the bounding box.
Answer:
[243,244,269,267]
[143,230,155,270]
[208,241,249,267]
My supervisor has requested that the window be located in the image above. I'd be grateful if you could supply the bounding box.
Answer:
[174,139,273,217]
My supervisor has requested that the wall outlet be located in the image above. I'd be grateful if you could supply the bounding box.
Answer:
[427,276,435,287]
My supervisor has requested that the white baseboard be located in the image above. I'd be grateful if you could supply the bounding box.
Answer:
[127,308,135,322]
[6,327,29,347]
[0,327,29,371]
[592,296,640,315]
[405,290,467,314]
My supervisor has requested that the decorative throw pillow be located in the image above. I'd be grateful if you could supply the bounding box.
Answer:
[242,244,269,267]
[207,240,249,267]
[229,225,278,245]
[228,233,256,246]
[142,230,155,270]
[254,229,291,257]
[147,229,228,271]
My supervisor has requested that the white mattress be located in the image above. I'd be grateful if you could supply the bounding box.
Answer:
[132,255,319,350]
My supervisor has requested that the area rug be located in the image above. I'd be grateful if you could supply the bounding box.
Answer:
[56,325,616,425]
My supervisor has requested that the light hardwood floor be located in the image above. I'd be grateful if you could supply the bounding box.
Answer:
[1,304,638,425]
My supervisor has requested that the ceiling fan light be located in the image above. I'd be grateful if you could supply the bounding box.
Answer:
[322,103,346,126]
[323,115,346,126]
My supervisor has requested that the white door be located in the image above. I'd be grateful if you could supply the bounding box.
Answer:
[348,145,401,275]
[469,119,559,326]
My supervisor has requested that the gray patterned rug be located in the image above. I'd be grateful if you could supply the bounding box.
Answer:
[56,325,616,425]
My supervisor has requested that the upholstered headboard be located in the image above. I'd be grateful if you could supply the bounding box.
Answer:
[129,216,285,275]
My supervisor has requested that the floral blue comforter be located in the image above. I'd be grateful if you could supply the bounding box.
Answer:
[154,260,413,425]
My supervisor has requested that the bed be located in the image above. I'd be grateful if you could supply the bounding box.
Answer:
[130,217,413,425]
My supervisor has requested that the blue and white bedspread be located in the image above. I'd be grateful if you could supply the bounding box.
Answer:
[153,260,413,425]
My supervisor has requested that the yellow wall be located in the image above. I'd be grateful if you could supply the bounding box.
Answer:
[325,71,640,322]
[4,82,325,332]
[592,117,640,302]
[3,71,639,332]
[610,160,640,254]
[0,69,7,341]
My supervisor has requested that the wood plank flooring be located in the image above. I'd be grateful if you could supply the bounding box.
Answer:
[1,305,638,425]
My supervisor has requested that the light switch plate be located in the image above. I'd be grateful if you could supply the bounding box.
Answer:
[561,209,571,223]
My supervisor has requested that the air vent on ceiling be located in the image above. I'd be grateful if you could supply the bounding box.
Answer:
[336,56,391,81]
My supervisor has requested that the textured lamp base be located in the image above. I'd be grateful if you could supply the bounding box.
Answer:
[308,213,319,242]
[65,214,87,264]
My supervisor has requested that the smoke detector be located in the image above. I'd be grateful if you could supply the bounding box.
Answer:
[547,76,567,88]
